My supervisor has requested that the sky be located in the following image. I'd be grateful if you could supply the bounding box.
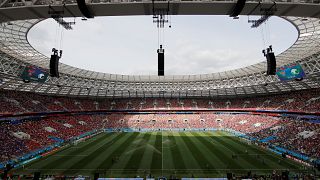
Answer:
[27,15,297,76]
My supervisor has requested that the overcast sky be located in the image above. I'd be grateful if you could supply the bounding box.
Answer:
[28,15,297,75]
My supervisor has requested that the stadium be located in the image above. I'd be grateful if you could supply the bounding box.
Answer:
[0,0,320,179]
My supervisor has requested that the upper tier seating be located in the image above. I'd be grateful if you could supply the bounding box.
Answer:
[1,89,320,114]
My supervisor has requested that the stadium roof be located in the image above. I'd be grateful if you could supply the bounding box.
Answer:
[0,0,319,97]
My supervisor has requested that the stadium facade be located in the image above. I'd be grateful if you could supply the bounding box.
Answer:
[1,1,320,178]
[0,0,319,97]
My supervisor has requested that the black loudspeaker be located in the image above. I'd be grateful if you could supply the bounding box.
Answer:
[33,172,40,180]
[227,172,233,179]
[50,54,60,77]
[266,52,276,75]
[94,173,99,180]
[158,52,164,76]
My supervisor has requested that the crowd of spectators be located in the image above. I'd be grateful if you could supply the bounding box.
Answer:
[1,89,320,114]
[103,113,279,132]
[0,115,104,163]
[249,118,320,159]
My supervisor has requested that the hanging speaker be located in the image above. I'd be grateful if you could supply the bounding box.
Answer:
[158,48,164,76]
[266,52,276,75]
[50,54,60,78]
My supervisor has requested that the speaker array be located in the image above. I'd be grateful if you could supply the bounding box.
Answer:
[266,52,276,75]
[50,54,60,78]
[158,52,164,76]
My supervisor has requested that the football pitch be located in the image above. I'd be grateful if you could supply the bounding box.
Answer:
[16,131,310,177]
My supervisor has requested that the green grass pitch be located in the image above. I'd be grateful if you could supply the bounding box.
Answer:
[15,131,310,177]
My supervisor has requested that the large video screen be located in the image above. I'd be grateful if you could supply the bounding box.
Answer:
[20,65,48,83]
[276,63,305,81]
